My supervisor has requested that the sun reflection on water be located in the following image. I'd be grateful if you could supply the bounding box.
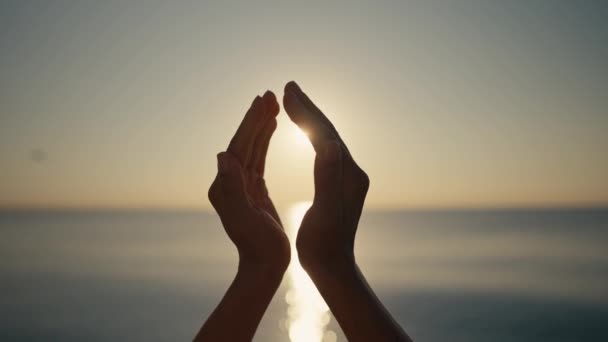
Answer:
[284,201,337,342]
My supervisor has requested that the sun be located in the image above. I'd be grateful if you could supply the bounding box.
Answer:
[290,124,310,146]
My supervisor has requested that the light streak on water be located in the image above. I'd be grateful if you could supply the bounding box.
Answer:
[284,201,337,342]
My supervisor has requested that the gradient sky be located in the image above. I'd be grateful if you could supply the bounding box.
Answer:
[1,0,607,209]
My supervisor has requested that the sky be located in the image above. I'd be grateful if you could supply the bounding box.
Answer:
[1,0,607,210]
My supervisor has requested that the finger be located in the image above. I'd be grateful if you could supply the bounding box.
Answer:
[217,152,251,214]
[283,85,336,153]
[248,91,279,175]
[262,89,280,118]
[313,140,343,214]
[284,81,355,159]
[227,96,266,166]
[285,81,340,138]
[250,118,277,176]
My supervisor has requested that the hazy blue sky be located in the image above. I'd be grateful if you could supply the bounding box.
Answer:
[1,0,607,209]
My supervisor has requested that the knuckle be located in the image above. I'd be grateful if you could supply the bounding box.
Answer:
[354,168,370,195]
[360,170,370,189]
[207,181,221,205]
[268,119,277,132]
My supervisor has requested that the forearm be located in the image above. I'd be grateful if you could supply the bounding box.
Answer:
[194,261,286,342]
[304,258,412,342]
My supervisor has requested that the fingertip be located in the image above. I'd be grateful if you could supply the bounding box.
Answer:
[250,95,268,123]
[284,81,293,93]
[252,95,262,106]
[285,80,301,94]
[248,95,262,114]
[282,90,301,122]
[283,81,310,123]
[262,90,280,117]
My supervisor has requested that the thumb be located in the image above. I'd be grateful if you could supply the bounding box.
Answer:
[217,152,251,213]
[313,140,342,213]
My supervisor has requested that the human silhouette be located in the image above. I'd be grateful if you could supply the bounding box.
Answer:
[194,81,412,342]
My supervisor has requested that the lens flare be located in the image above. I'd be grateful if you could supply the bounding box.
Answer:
[285,201,335,342]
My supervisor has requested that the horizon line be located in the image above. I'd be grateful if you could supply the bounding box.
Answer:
[1,203,607,213]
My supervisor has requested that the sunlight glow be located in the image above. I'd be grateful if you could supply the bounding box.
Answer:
[290,123,310,147]
[285,201,336,342]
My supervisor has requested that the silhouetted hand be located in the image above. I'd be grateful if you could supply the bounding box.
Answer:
[284,81,412,342]
[196,91,289,342]
[208,92,290,270]
[283,81,368,268]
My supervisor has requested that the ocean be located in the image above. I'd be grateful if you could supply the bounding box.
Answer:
[1,207,607,341]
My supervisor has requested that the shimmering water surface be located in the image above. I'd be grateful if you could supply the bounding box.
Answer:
[1,207,607,341]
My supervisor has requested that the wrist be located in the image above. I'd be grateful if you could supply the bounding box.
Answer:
[236,236,291,276]
[297,248,356,276]
[237,254,290,280]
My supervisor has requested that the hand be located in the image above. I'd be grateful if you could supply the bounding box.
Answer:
[283,81,369,269]
[196,91,290,342]
[283,81,411,342]
[208,91,290,271]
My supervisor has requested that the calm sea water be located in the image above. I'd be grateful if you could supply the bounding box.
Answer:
[1,208,607,341]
